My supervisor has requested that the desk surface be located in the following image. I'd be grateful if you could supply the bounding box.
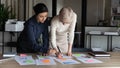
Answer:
[0,52,120,68]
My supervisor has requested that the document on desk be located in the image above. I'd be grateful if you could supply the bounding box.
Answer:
[15,56,35,65]
[37,55,49,59]
[72,53,102,63]
[36,55,56,65]
[54,58,80,64]
[62,55,72,58]
[36,58,56,65]
[72,54,88,58]
[76,57,103,63]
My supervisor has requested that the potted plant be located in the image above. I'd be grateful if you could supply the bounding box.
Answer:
[0,4,15,31]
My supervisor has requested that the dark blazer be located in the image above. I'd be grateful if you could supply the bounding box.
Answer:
[17,15,49,53]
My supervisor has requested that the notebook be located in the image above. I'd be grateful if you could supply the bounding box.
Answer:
[88,51,110,57]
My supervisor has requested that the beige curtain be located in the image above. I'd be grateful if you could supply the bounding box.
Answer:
[1,0,24,20]
[1,0,52,21]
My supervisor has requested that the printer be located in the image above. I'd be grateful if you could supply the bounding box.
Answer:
[5,19,25,32]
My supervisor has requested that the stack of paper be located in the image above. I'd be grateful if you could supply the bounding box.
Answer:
[104,32,119,35]
[88,51,111,57]
[89,48,110,57]
[88,31,102,34]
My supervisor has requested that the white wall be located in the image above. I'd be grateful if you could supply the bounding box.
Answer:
[87,0,105,25]
[57,0,64,15]
[57,0,105,31]
[111,0,120,8]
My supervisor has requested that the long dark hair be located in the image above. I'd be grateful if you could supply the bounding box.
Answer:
[33,3,48,15]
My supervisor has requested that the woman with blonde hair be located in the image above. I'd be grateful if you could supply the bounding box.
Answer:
[49,7,77,58]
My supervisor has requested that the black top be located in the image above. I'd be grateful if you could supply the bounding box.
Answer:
[17,15,49,53]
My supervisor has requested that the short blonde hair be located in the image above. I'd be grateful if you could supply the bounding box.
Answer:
[59,7,73,23]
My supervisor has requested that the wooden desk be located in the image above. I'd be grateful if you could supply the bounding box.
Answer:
[0,52,120,68]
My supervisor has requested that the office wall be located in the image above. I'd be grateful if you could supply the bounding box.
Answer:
[1,0,105,31]
[111,0,120,8]
[1,0,110,31]
[104,0,111,25]
[57,0,107,31]
[87,0,105,25]
[0,0,116,49]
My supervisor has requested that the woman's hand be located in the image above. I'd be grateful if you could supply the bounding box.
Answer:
[66,51,72,56]
[55,52,63,59]
[42,53,48,56]
[47,48,63,58]
[48,48,57,55]
[67,43,72,56]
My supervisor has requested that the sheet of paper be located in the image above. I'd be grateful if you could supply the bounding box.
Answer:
[73,53,93,60]
[37,55,49,59]
[55,58,80,64]
[72,54,87,58]
[62,55,72,58]
[41,54,72,59]
[15,56,35,65]
[36,58,56,65]
[76,57,103,63]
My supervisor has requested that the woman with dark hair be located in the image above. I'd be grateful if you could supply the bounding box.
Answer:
[17,3,49,55]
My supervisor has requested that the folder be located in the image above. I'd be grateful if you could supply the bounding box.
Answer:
[88,51,110,57]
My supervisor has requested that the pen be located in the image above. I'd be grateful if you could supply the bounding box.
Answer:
[57,46,63,59]
[57,46,61,53]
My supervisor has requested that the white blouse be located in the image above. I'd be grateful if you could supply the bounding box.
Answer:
[50,12,77,53]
